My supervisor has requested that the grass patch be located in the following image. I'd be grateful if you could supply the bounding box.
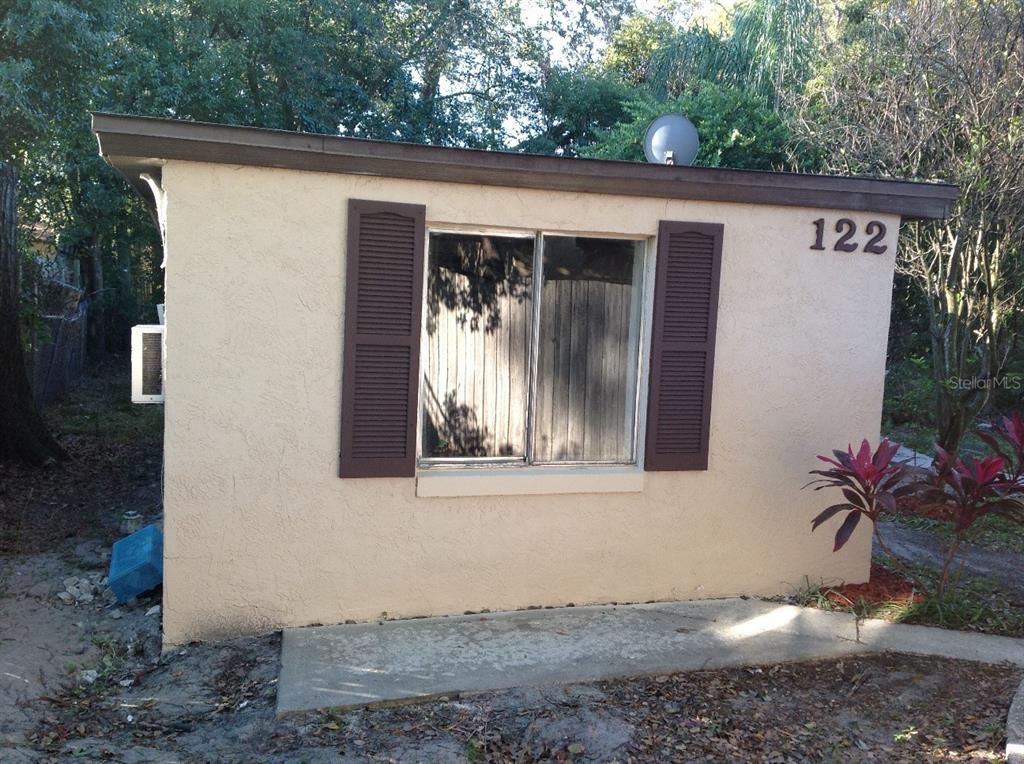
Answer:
[885,422,990,459]
[886,423,936,456]
[796,558,1024,637]
[892,512,1024,554]
[44,363,163,445]
[83,636,133,690]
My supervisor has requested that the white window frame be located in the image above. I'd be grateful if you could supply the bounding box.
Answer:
[416,226,654,471]
[131,324,166,404]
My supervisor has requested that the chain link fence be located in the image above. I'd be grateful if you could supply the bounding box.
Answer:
[25,259,89,404]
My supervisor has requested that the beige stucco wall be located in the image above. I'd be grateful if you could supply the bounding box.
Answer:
[159,160,899,645]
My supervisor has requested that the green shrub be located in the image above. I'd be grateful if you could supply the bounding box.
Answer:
[584,83,792,170]
[883,356,935,430]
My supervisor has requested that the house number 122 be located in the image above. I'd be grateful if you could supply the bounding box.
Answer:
[810,218,888,254]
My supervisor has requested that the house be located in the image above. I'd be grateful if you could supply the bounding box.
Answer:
[92,113,957,646]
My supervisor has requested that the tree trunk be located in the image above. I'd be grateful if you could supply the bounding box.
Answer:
[0,161,67,464]
[81,241,106,360]
[927,277,993,456]
[936,399,976,455]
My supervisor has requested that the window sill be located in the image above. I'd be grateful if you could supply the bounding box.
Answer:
[415,466,644,498]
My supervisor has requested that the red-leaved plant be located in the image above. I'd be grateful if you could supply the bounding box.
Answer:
[806,439,916,566]
[809,412,1024,600]
[978,412,1024,482]
[922,447,1024,595]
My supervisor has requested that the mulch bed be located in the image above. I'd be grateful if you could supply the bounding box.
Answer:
[824,561,925,607]
[896,494,956,523]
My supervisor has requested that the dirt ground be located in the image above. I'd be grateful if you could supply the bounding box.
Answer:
[1,570,1018,764]
[1,366,1022,762]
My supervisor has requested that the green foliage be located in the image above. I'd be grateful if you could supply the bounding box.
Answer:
[533,0,636,70]
[584,84,791,169]
[883,356,935,430]
[0,0,572,354]
[602,13,677,86]
[112,0,401,132]
[728,0,825,101]
[990,345,1024,414]
[518,68,636,156]
[578,0,830,170]
[108,0,550,146]
[617,0,827,104]
[797,0,1024,453]
[0,0,116,153]
[1,0,153,350]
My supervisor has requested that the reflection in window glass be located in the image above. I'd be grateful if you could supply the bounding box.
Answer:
[422,233,534,458]
[534,237,645,462]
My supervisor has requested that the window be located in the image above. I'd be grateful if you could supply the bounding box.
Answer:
[340,199,722,480]
[420,231,647,466]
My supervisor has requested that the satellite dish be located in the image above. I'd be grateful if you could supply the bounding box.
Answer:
[643,113,699,166]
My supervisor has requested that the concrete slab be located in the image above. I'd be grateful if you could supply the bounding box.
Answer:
[277,599,871,713]
[1009,676,1024,764]
[278,599,1024,714]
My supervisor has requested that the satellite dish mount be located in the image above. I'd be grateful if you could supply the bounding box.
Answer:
[643,114,699,166]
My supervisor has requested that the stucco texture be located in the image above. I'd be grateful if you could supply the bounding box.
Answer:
[160,161,898,645]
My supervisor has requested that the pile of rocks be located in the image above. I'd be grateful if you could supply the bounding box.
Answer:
[57,573,117,606]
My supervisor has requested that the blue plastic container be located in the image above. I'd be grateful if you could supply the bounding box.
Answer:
[108,524,163,603]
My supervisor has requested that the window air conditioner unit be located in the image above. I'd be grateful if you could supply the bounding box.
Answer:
[131,324,165,404]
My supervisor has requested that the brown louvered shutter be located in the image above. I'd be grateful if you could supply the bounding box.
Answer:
[644,221,723,471]
[339,199,426,478]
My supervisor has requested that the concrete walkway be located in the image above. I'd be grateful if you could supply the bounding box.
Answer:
[276,598,1024,714]
[894,443,933,467]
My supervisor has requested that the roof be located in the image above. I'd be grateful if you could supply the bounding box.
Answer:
[92,113,958,220]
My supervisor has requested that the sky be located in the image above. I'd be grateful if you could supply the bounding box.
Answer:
[519,0,732,65]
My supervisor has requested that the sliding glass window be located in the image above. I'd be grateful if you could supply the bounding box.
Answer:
[421,231,646,466]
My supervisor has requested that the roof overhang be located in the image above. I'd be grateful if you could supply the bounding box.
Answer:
[92,113,958,221]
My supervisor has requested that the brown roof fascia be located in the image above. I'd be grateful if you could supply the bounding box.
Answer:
[92,112,958,220]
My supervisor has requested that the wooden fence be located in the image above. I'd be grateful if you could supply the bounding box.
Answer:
[423,270,640,461]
